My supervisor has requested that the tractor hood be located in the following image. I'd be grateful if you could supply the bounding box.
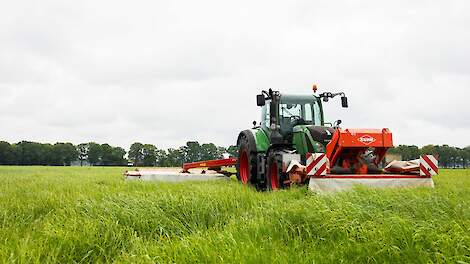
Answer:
[306,126,336,146]
[292,125,336,153]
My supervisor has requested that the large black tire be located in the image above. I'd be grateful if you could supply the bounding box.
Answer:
[236,134,257,186]
[266,152,284,191]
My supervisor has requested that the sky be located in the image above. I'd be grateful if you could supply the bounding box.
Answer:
[0,0,469,150]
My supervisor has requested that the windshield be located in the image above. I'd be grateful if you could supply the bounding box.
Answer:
[279,95,322,134]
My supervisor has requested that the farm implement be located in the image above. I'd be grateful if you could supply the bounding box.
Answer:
[182,157,237,175]
[126,86,438,192]
[124,158,236,181]
[124,168,228,182]
[234,87,438,192]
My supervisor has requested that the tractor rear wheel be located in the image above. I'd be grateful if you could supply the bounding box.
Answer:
[236,135,257,185]
[266,152,283,191]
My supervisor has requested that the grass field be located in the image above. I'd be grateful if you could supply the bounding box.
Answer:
[0,167,469,263]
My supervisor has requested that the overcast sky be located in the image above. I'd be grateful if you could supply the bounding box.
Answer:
[1,0,469,149]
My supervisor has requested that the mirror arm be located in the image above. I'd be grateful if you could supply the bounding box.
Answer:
[330,92,345,98]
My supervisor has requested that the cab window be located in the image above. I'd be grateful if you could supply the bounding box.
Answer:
[261,100,271,128]
[279,101,321,135]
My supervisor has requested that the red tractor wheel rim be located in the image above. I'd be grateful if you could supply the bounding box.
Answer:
[239,151,249,184]
[270,162,279,190]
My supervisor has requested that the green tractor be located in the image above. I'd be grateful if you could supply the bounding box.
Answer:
[236,87,348,190]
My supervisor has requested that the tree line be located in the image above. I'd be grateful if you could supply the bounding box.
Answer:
[0,141,126,166]
[0,140,468,168]
[0,140,238,167]
[127,141,238,167]
[388,145,470,168]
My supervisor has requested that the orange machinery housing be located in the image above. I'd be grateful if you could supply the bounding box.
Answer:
[326,128,393,174]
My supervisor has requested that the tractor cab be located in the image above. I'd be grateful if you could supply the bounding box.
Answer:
[256,88,348,154]
[278,94,323,136]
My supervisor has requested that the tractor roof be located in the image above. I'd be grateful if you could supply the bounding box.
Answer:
[279,94,318,104]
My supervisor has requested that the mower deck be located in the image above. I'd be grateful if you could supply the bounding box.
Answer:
[125,169,228,182]
[309,174,434,193]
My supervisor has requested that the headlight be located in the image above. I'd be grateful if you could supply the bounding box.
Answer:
[313,142,325,153]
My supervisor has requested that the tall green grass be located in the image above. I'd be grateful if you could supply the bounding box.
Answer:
[0,166,469,263]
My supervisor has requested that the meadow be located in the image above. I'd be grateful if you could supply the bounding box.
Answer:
[0,166,469,263]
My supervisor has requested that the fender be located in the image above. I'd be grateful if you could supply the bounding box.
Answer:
[249,128,270,153]
[237,128,270,153]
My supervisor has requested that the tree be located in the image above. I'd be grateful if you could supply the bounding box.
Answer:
[0,141,15,165]
[111,147,127,166]
[101,144,114,166]
[389,145,420,161]
[61,143,78,166]
[200,143,220,161]
[87,142,102,166]
[155,149,167,166]
[182,141,202,162]
[420,145,437,156]
[456,148,467,168]
[44,143,78,166]
[48,143,63,165]
[163,148,184,167]
[435,145,453,168]
[128,142,144,166]
[41,143,54,165]
[226,145,238,158]
[77,143,89,166]
[99,144,127,166]
[464,146,470,168]
[15,141,47,165]
[142,144,157,166]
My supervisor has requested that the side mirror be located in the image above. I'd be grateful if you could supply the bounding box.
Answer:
[256,94,265,106]
[341,96,348,108]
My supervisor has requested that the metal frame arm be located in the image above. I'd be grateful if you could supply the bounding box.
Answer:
[319,92,345,102]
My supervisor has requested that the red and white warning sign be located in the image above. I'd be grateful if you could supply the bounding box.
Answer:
[420,155,438,177]
[306,153,328,177]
